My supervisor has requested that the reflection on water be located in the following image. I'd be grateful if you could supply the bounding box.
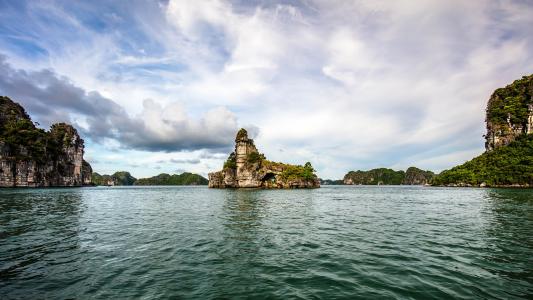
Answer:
[222,189,264,235]
[0,186,532,299]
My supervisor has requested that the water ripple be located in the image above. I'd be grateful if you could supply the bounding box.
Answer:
[0,186,532,299]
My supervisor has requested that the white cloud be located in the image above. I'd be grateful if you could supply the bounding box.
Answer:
[1,0,532,178]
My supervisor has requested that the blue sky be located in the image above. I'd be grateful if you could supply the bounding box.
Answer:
[0,0,532,179]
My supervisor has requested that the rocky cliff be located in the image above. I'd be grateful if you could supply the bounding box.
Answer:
[208,129,320,188]
[0,96,91,187]
[433,74,533,187]
[485,75,533,150]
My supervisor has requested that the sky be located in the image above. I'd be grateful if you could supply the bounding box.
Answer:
[0,0,532,179]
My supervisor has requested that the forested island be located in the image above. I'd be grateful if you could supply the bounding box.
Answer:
[135,172,208,185]
[432,74,533,187]
[343,167,435,185]
[92,171,208,186]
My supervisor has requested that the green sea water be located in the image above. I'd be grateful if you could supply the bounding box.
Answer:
[0,186,531,299]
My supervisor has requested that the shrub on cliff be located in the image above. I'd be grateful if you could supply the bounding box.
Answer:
[486,75,532,126]
[223,152,237,169]
[247,152,265,164]
[280,162,316,181]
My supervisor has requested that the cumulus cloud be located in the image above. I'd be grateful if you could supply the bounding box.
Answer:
[1,0,533,178]
[0,55,241,152]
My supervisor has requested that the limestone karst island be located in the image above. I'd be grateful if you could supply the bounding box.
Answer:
[209,129,320,188]
[0,96,92,187]
[431,74,533,187]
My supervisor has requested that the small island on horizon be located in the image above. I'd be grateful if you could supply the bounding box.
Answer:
[209,128,320,188]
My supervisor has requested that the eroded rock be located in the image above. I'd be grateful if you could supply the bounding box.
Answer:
[208,129,320,189]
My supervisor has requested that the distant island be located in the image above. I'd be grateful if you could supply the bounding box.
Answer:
[92,171,208,186]
[0,96,92,187]
[91,171,137,186]
[432,74,533,187]
[209,128,320,188]
[343,167,435,185]
[135,172,207,185]
[320,179,344,185]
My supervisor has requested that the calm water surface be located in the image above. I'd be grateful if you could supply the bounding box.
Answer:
[0,186,532,299]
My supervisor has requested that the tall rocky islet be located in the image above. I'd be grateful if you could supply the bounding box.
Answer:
[209,129,320,188]
[485,74,533,150]
[0,96,91,187]
[433,74,533,187]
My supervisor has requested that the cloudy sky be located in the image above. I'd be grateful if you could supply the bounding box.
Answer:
[0,0,532,179]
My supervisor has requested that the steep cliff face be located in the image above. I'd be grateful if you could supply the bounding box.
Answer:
[0,96,92,187]
[208,129,320,188]
[433,74,533,187]
[82,160,93,186]
[485,75,533,150]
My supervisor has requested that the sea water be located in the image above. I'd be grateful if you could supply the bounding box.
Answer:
[0,186,531,299]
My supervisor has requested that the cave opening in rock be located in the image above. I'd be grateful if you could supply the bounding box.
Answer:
[263,173,276,182]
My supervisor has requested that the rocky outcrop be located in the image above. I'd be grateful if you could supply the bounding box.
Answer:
[82,160,93,186]
[402,167,435,185]
[485,75,533,150]
[208,129,320,188]
[0,96,92,187]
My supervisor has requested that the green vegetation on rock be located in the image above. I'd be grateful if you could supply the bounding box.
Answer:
[246,151,265,164]
[223,152,237,169]
[279,162,316,181]
[235,128,248,141]
[343,167,434,185]
[432,134,533,187]
[91,171,136,186]
[209,128,320,188]
[486,75,533,126]
[344,168,405,185]
[135,172,208,185]
[434,73,533,187]
[113,171,137,185]
[0,96,91,187]
[404,167,435,185]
